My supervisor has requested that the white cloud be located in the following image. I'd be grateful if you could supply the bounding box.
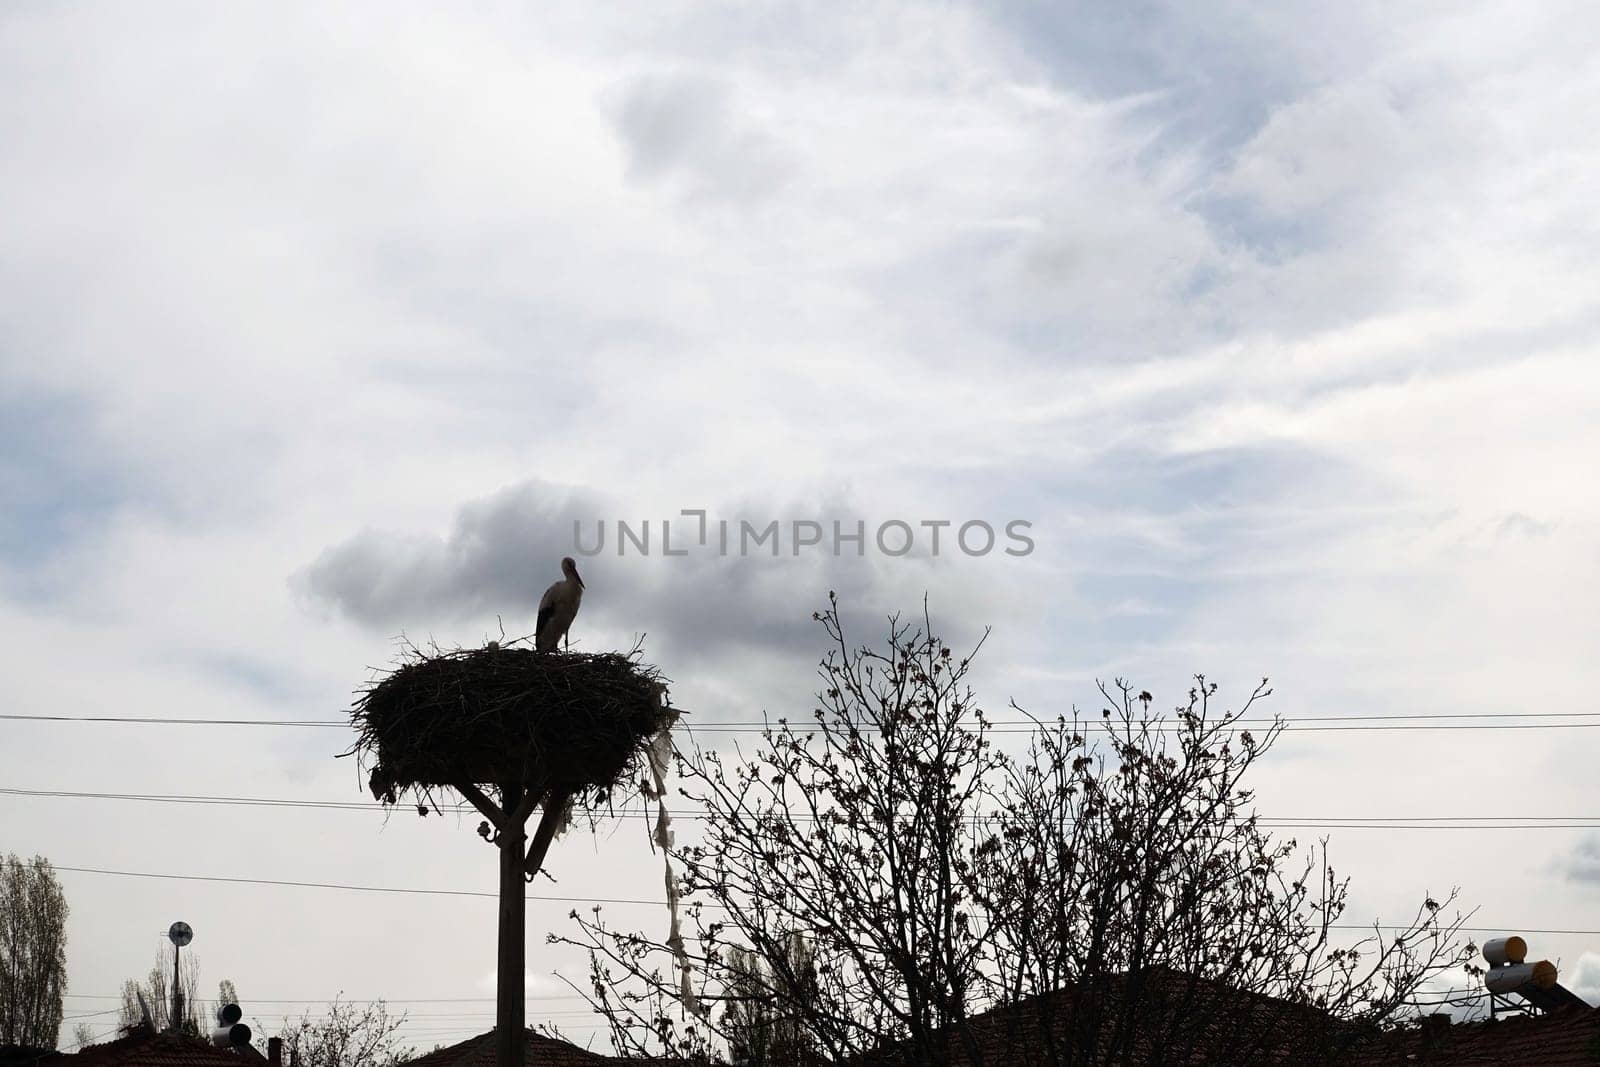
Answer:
[1569,952,1600,1007]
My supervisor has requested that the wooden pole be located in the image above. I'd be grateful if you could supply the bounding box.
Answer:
[171,943,183,1032]
[496,782,527,1067]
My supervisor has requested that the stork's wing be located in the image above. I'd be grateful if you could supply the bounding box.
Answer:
[535,582,557,641]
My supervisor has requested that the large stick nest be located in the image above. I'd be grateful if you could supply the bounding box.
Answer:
[350,643,675,811]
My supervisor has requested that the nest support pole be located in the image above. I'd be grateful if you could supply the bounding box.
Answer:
[496,782,529,1067]
[465,780,573,1067]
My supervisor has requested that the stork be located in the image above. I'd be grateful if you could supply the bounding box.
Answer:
[535,557,585,652]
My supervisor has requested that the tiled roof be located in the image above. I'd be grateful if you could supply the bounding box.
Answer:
[68,1029,259,1067]
[397,1029,675,1067]
[1341,1006,1600,1065]
[855,968,1372,1065]
[856,970,1600,1066]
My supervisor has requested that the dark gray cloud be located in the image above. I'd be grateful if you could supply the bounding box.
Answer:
[604,71,792,202]
[295,480,1009,678]
[296,480,608,624]
[1562,836,1600,886]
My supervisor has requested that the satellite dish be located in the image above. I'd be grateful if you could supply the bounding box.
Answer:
[168,921,193,947]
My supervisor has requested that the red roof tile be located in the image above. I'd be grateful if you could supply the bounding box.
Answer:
[855,968,1372,1065]
[397,1029,676,1067]
[856,971,1600,1066]
[69,1029,259,1067]
[1341,1006,1600,1065]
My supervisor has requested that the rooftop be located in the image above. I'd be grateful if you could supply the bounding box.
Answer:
[66,1028,263,1067]
[398,1029,676,1067]
[1344,1006,1600,1065]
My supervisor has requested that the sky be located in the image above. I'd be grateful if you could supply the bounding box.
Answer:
[2,0,1599,1052]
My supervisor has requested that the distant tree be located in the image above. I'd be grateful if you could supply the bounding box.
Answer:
[558,598,1476,1065]
[213,980,241,1024]
[118,954,196,1034]
[117,947,205,1035]
[71,1022,97,1050]
[117,951,241,1038]
[723,935,819,1066]
[272,997,411,1067]
[0,853,69,1048]
[118,979,152,1032]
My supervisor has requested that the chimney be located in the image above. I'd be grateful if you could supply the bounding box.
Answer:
[268,1038,283,1067]
[1420,1012,1451,1053]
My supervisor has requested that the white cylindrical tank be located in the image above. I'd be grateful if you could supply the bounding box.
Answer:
[1484,936,1528,966]
[211,1023,251,1048]
[1484,959,1558,994]
[1485,963,1535,993]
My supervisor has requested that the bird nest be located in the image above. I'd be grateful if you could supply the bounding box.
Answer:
[350,643,675,812]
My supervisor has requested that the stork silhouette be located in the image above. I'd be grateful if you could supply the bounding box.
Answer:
[535,557,584,652]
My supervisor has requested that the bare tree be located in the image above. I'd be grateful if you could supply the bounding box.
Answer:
[965,679,1473,1065]
[559,598,1004,1062]
[118,979,152,1032]
[70,1022,97,1050]
[556,598,1475,1064]
[723,935,820,1066]
[272,997,411,1067]
[0,853,68,1048]
[116,950,242,1038]
[118,947,202,1035]
[212,980,242,1028]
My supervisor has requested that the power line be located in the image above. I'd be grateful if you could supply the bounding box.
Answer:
[0,715,341,727]
[6,712,1600,733]
[737,713,1600,724]
[68,1006,594,1019]
[51,864,665,906]
[47,862,1600,936]
[0,787,418,811]
[61,995,582,1004]
[9,787,1600,829]
[1259,823,1600,830]
[259,1011,599,1020]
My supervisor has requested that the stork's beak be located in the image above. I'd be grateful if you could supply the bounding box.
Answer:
[574,569,585,590]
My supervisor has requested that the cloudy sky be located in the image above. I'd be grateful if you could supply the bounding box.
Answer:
[3,0,1599,1051]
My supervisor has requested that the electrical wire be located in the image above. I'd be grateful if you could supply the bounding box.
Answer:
[8,787,1600,830]
[44,862,1600,935]
[5,712,1600,732]
[50,864,663,906]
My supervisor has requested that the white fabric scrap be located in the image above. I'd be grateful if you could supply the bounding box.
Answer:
[549,795,575,841]
[642,727,702,1016]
